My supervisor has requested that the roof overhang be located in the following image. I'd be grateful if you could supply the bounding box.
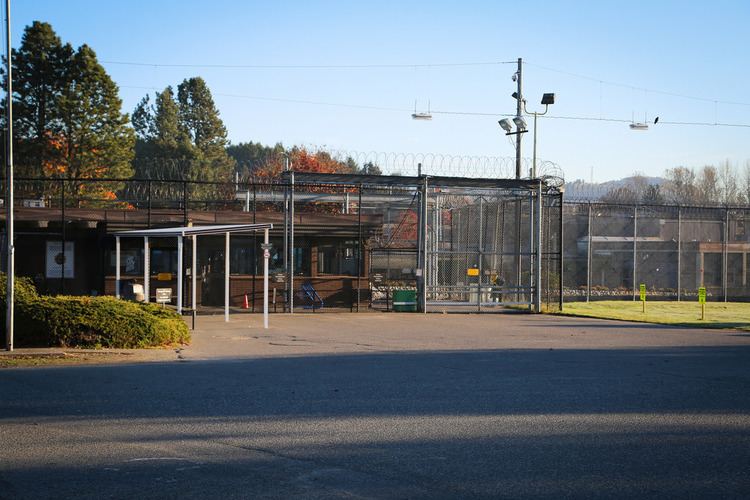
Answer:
[113,223,273,238]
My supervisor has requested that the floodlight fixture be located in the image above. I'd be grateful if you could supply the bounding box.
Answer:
[498,119,513,133]
[541,93,555,105]
[512,116,527,130]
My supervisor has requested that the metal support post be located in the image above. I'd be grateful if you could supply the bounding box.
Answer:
[283,158,289,312]
[263,228,269,329]
[528,191,534,310]
[535,181,543,312]
[115,236,121,299]
[724,208,729,302]
[147,179,152,228]
[558,190,564,311]
[515,57,523,179]
[4,0,14,350]
[677,207,681,301]
[252,183,257,312]
[586,203,592,302]
[225,232,230,322]
[177,236,183,314]
[478,196,484,312]
[357,184,363,312]
[632,205,638,301]
[182,181,188,226]
[192,235,197,328]
[417,176,428,312]
[289,170,295,313]
[60,179,65,294]
[143,236,149,303]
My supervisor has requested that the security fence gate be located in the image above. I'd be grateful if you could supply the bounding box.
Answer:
[423,181,555,312]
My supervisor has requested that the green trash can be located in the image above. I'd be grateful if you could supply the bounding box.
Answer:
[392,289,417,312]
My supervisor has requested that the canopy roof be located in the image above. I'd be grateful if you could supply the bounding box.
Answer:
[113,223,273,238]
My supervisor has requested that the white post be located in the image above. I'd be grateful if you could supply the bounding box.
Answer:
[115,236,121,299]
[177,235,183,314]
[225,232,230,322]
[143,236,149,303]
[192,235,197,314]
[263,228,269,330]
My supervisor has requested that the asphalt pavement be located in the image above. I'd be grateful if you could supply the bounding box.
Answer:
[1,312,750,499]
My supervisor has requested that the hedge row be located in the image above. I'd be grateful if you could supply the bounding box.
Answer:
[0,274,189,348]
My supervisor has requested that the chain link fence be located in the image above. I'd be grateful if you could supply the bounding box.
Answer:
[563,202,750,303]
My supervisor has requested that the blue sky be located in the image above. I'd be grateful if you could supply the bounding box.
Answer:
[10,0,750,181]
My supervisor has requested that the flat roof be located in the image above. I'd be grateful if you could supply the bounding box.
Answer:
[113,223,273,238]
[289,172,545,190]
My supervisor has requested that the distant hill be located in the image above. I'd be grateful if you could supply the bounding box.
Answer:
[565,175,665,201]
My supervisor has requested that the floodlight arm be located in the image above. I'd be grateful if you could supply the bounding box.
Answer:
[523,102,550,117]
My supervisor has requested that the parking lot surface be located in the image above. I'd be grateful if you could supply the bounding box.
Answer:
[2,312,749,498]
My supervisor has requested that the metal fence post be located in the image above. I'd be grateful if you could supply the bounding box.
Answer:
[558,189,564,311]
[586,202,592,302]
[535,180,542,313]
[147,179,152,229]
[724,207,729,302]
[677,206,681,301]
[528,190,533,310]
[289,171,295,314]
[252,182,257,312]
[60,178,65,295]
[417,176,428,313]
[632,205,638,301]
[478,196,483,312]
[182,180,188,226]
[357,184,363,312]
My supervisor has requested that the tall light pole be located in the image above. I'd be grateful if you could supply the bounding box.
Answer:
[524,93,555,178]
[4,0,13,351]
[514,57,523,179]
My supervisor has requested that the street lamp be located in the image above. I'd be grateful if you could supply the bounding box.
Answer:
[523,93,555,179]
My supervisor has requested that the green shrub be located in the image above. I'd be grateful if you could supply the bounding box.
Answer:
[1,273,189,348]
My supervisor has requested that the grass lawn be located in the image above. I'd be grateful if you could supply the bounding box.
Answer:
[558,300,750,331]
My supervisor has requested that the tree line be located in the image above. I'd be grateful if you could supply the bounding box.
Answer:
[1,21,380,202]
[598,162,750,206]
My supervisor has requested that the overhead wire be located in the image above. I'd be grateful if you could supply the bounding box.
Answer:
[120,85,750,128]
[524,61,750,107]
[105,60,517,70]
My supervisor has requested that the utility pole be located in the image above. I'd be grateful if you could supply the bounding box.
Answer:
[515,57,523,179]
[5,0,13,351]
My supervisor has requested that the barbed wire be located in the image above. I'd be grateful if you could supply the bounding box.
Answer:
[301,146,565,184]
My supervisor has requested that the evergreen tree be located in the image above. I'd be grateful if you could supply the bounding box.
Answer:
[134,77,234,184]
[132,87,192,178]
[2,22,134,204]
[176,77,234,182]
[226,141,284,179]
[1,21,72,176]
[56,44,134,181]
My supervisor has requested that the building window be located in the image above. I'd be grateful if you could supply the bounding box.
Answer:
[317,240,359,276]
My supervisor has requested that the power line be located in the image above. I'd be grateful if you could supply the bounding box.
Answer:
[524,61,750,107]
[120,85,750,128]
[111,56,750,108]
[105,60,516,70]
